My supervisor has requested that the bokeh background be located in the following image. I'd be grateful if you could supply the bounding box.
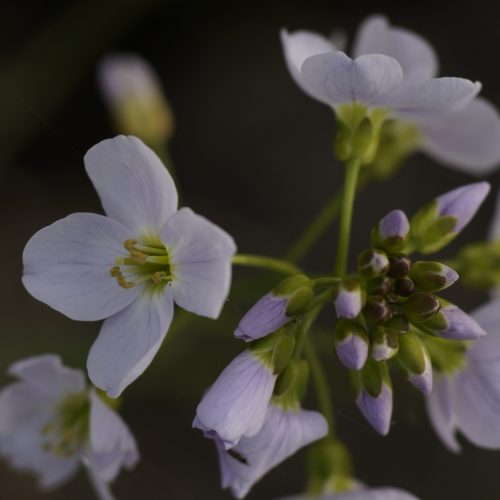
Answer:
[1,0,499,498]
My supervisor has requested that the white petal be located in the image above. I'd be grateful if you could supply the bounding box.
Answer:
[300,51,403,107]
[420,97,500,174]
[280,28,335,98]
[85,135,178,238]
[468,299,500,362]
[23,212,139,321]
[9,355,85,401]
[87,288,174,397]
[426,375,461,453]
[87,390,139,482]
[160,207,236,318]
[352,15,438,83]
[384,78,481,119]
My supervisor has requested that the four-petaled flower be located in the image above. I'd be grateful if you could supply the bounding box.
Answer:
[22,135,236,397]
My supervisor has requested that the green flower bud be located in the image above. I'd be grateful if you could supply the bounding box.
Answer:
[394,277,415,297]
[363,295,392,324]
[371,326,399,361]
[397,332,432,395]
[368,276,392,296]
[387,254,412,279]
[385,314,410,334]
[250,327,296,374]
[357,249,390,278]
[410,261,459,293]
[274,359,309,406]
[403,291,440,323]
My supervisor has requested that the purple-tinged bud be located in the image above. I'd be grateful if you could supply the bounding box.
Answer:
[371,326,399,361]
[235,274,312,341]
[363,295,391,324]
[334,319,369,370]
[356,359,392,436]
[422,301,486,340]
[394,277,415,297]
[372,209,410,253]
[436,182,490,233]
[387,254,412,279]
[397,332,433,395]
[410,261,459,293]
[404,292,440,323]
[334,278,363,319]
[357,249,390,278]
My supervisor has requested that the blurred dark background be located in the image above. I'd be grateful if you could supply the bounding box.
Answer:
[0,0,499,498]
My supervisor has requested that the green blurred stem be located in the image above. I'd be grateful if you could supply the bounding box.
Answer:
[304,336,336,439]
[285,174,370,264]
[334,158,362,276]
[232,254,302,276]
[293,304,322,361]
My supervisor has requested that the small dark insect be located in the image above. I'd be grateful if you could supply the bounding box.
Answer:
[228,449,249,465]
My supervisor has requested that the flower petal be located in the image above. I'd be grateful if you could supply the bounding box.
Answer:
[23,212,140,321]
[160,207,236,319]
[468,299,500,362]
[87,288,174,397]
[87,390,139,482]
[85,135,178,238]
[420,97,500,174]
[300,51,403,107]
[426,375,461,453]
[280,28,335,98]
[352,15,438,84]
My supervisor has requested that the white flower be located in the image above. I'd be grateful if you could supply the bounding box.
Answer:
[0,355,138,491]
[281,14,500,173]
[427,299,500,451]
[22,135,236,397]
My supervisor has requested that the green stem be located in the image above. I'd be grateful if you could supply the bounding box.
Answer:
[232,254,302,276]
[293,305,322,361]
[334,158,362,276]
[304,336,336,438]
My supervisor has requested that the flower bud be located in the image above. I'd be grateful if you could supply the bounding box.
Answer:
[394,277,415,297]
[403,291,440,323]
[371,326,399,361]
[385,314,409,334]
[410,261,459,293]
[387,254,412,279]
[235,274,312,341]
[410,182,490,254]
[372,209,410,253]
[356,358,392,436]
[274,359,309,404]
[368,276,393,296]
[249,327,296,374]
[362,295,391,324]
[334,319,369,370]
[422,300,486,340]
[397,332,433,395]
[334,277,363,319]
[357,249,390,278]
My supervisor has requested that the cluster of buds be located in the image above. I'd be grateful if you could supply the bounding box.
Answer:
[333,183,489,435]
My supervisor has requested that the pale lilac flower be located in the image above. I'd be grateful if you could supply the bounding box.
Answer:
[427,299,500,451]
[426,303,486,341]
[335,334,369,370]
[281,15,500,172]
[0,355,138,492]
[356,382,392,436]
[276,486,419,500]
[216,402,328,499]
[23,135,236,397]
[194,350,277,449]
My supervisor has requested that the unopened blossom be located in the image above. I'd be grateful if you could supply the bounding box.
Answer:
[281,15,500,172]
[0,355,138,491]
[277,486,419,500]
[23,135,236,397]
[427,299,500,451]
[194,350,277,449]
[216,402,328,499]
[335,278,363,319]
[98,54,175,144]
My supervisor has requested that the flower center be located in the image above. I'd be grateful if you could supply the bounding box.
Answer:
[110,238,173,290]
[41,392,89,458]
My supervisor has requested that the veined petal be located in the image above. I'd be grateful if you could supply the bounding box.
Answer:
[87,390,139,482]
[353,15,438,84]
[23,212,139,321]
[421,97,500,174]
[384,78,481,119]
[85,135,178,238]
[218,404,327,499]
[160,207,236,319]
[426,375,461,453]
[9,355,85,401]
[300,51,403,107]
[194,351,276,449]
[87,288,174,397]
[280,28,335,98]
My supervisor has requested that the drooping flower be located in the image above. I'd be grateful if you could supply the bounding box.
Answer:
[0,355,138,491]
[281,15,500,173]
[22,135,236,397]
[426,299,500,451]
[216,402,328,499]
